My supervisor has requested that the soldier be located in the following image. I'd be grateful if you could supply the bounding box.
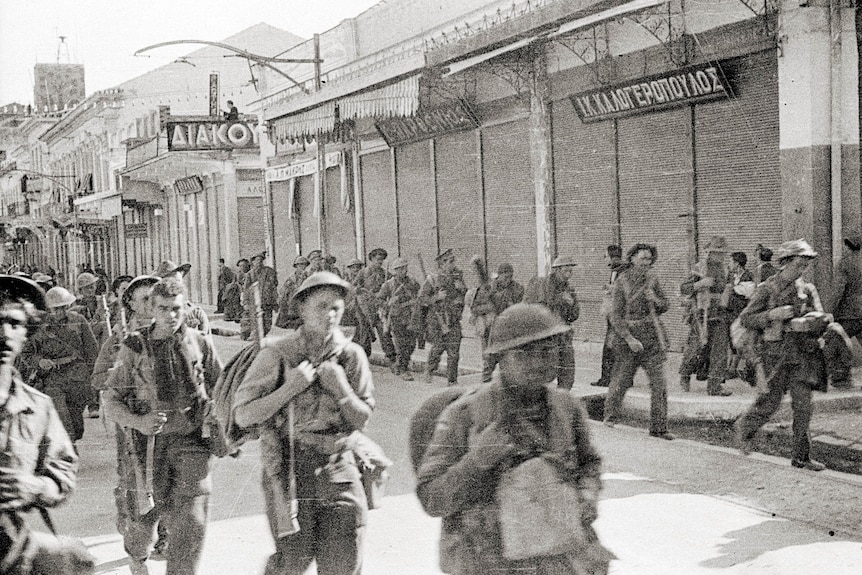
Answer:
[233,271,375,575]
[523,256,580,389]
[603,243,673,440]
[678,235,733,396]
[823,230,862,389]
[343,258,364,284]
[0,275,93,575]
[591,245,630,387]
[415,303,609,575]
[17,286,98,443]
[754,244,778,284]
[354,248,397,366]
[471,261,524,382]
[103,277,224,574]
[306,249,325,274]
[73,271,109,348]
[419,249,467,385]
[245,252,279,338]
[377,258,421,381]
[275,255,310,330]
[216,258,235,314]
[153,260,211,337]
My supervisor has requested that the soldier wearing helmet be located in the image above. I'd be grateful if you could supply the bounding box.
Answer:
[354,248,397,366]
[523,255,580,389]
[275,255,310,330]
[234,271,376,575]
[418,249,468,385]
[415,303,608,575]
[377,257,421,380]
[17,286,99,443]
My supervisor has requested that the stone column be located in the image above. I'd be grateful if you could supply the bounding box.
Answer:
[528,44,554,276]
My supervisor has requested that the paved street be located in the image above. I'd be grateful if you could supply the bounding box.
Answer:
[33,331,862,574]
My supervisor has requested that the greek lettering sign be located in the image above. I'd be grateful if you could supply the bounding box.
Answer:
[375,100,478,146]
[265,152,342,183]
[570,62,733,123]
[125,223,148,239]
[174,175,204,195]
[167,120,259,151]
[209,74,220,118]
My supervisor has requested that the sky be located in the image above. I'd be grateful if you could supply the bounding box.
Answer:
[0,0,381,106]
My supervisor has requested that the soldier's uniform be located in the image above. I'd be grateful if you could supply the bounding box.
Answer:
[244,252,280,338]
[471,263,524,382]
[275,256,310,330]
[354,248,396,364]
[419,249,467,385]
[377,258,420,380]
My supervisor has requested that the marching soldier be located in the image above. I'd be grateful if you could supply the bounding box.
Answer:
[275,256,310,330]
[523,256,580,389]
[377,258,421,380]
[419,249,467,385]
[103,277,223,575]
[470,261,524,382]
[245,252,279,338]
[153,260,211,336]
[354,248,397,366]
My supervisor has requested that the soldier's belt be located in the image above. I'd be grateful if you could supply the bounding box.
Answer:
[296,430,351,455]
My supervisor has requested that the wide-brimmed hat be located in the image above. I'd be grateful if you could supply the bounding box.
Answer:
[45,286,76,308]
[76,272,99,289]
[154,260,191,278]
[775,239,818,261]
[703,235,728,253]
[551,255,577,268]
[0,275,47,311]
[307,249,323,261]
[368,248,388,260]
[122,275,160,308]
[32,272,52,283]
[390,258,408,269]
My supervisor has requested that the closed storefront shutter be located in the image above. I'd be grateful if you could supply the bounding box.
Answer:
[695,50,781,264]
[270,179,298,277]
[395,140,437,271]
[435,130,482,268]
[618,107,693,350]
[360,150,398,258]
[324,164,357,264]
[482,119,537,282]
[551,98,618,342]
[237,196,266,260]
[296,174,318,254]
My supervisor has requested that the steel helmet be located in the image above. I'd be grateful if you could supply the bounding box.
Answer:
[45,286,76,308]
[484,303,570,355]
[290,271,350,304]
[76,272,99,289]
[293,256,310,267]
[0,275,47,311]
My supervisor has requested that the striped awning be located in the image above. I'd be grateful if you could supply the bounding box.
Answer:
[339,75,420,119]
[272,102,337,142]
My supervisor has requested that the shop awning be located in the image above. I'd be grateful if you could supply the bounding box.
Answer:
[121,179,164,204]
[272,102,337,142]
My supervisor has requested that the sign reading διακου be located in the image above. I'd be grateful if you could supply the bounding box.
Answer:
[570,62,734,123]
[167,120,259,151]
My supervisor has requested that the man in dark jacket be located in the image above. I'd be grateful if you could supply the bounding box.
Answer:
[591,245,630,387]
[823,230,862,388]
[523,256,580,389]
[244,252,279,338]
[419,249,468,385]
[377,258,421,380]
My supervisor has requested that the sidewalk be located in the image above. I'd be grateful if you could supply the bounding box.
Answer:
[207,314,862,467]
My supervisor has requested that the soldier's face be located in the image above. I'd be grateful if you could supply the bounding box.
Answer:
[500,338,557,389]
[299,288,345,334]
[498,272,513,286]
[151,293,186,333]
[80,284,96,297]
[128,286,151,319]
[631,250,654,272]
[0,304,28,367]
[369,256,384,269]
[440,257,455,273]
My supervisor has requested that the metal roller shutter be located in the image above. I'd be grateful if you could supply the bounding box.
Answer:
[395,141,437,273]
[324,165,356,264]
[695,50,781,265]
[270,179,298,277]
[617,107,693,350]
[360,150,398,258]
[237,196,266,260]
[551,98,618,342]
[295,174,318,254]
[435,130,483,269]
[482,119,537,282]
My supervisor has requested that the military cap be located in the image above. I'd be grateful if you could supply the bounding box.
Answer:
[703,235,728,253]
[435,248,454,263]
[368,248,388,260]
[307,249,323,261]
[345,258,363,269]
[45,286,76,308]
[551,255,577,268]
[154,260,191,278]
[774,239,818,261]
[122,275,160,308]
[291,271,350,304]
[76,272,99,289]
[497,263,514,275]
[485,303,570,355]
[0,274,47,311]
[391,258,408,269]
[293,256,310,267]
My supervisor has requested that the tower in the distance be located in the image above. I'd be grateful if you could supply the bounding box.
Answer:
[33,36,85,112]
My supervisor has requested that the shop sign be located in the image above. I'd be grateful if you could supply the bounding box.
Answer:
[166,120,259,151]
[570,61,733,123]
[125,222,148,239]
[174,175,204,195]
[265,152,342,183]
[375,100,478,146]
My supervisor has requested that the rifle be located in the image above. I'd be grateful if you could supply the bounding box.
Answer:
[415,253,429,349]
[101,295,112,338]
[253,282,265,347]
[418,253,451,336]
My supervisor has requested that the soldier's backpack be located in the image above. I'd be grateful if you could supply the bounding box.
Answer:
[408,386,475,473]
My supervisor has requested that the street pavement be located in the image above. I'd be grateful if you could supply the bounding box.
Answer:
[45,319,862,574]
